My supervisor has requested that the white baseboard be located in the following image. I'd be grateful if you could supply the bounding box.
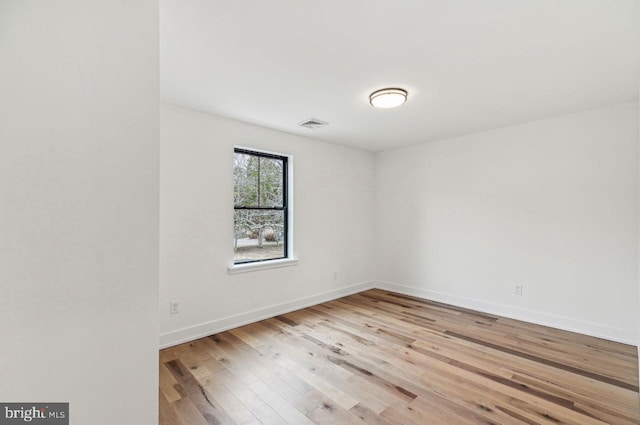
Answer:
[159,280,636,349]
[375,280,636,345]
[159,281,376,349]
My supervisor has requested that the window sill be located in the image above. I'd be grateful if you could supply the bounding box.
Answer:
[228,258,299,275]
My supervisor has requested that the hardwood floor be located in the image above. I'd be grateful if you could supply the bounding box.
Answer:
[159,289,640,424]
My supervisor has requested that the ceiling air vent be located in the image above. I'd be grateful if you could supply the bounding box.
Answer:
[298,118,329,130]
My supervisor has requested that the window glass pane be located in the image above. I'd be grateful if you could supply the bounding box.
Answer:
[259,157,283,207]
[234,148,289,265]
[234,209,285,263]
[234,152,258,207]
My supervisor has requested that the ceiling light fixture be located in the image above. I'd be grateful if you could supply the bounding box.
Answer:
[369,88,408,109]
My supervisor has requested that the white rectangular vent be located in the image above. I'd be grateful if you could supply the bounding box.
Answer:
[298,118,329,129]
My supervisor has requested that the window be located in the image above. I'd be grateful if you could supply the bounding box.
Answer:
[233,148,288,265]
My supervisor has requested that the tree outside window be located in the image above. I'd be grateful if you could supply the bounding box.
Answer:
[233,149,288,263]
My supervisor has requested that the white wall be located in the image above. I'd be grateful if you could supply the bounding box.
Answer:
[375,103,639,343]
[0,2,159,424]
[160,103,375,347]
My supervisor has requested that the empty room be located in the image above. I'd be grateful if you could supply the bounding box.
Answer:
[158,1,640,424]
[2,1,639,425]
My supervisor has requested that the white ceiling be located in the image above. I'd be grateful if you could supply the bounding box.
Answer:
[160,0,640,152]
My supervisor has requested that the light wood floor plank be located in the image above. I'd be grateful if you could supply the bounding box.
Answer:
[159,289,640,424]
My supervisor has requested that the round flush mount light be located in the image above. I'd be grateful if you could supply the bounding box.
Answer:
[369,88,408,108]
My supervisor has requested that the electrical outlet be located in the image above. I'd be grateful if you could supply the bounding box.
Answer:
[514,284,523,296]
[333,272,337,280]
[170,301,179,314]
